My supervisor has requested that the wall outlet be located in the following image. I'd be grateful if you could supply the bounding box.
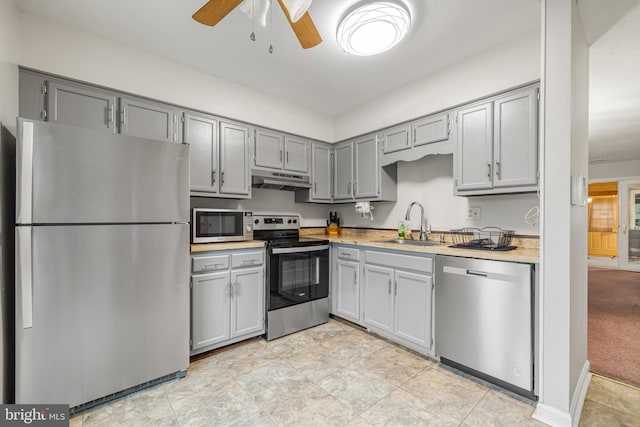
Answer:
[466,207,481,221]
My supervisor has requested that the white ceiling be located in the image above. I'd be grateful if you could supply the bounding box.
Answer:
[16,0,640,163]
[17,0,541,116]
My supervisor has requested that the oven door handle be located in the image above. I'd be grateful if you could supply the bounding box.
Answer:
[271,245,329,254]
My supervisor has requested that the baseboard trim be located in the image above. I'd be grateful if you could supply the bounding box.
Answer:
[570,361,592,427]
[532,361,591,427]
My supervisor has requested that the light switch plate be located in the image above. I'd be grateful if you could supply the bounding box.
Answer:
[466,207,481,220]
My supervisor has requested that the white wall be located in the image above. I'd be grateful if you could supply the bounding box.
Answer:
[0,0,19,404]
[17,13,334,143]
[535,1,590,426]
[333,155,540,235]
[334,32,541,141]
[590,159,640,179]
[191,190,330,228]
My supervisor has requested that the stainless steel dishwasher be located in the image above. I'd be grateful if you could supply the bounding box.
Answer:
[435,255,536,399]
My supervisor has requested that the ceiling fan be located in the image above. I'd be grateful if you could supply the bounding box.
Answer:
[193,0,323,49]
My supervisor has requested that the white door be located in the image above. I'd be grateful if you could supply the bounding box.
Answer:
[394,270,432,349]
[231,266,265,338]
[336,260,360,322]
[363,265,394,333]
[191,271,231,350]
[618,180,640,271]
[219,121,251,196]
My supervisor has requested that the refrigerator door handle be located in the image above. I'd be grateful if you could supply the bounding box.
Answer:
[17,120,34,224]
[16,227,33,329]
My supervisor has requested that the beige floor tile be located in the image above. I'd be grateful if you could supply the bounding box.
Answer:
[345,416,373,427]
[264,381,356,426]
[320,332,388,361]
[351,343,434,386]
[83,385,178,427]
[579,398,640,427]
[461,390,543,426]
[262,330,325,358]
[585,375,640,416]
[360,388,460,427]
[234,358,314,406]
[317,367,397,414]
[283,343,351,382]
[401,365,489,422]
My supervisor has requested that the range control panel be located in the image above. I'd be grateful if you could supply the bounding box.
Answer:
[253,214,300,230]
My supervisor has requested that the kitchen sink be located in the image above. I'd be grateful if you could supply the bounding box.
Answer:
[378,239,444,247]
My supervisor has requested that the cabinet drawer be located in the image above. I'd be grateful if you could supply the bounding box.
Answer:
[365,250,433,274]
[232,251,264,268]
[336,247,360,261]
[192,254,230,273]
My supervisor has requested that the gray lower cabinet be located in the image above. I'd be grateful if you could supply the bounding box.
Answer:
[333,246,362,324]
[119,96,179,143]
[220,121,251,197]
[190,250,265,355]
[363,250,434,355]
[454,85,538,195]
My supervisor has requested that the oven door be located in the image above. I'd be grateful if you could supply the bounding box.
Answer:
[268,245,329,311]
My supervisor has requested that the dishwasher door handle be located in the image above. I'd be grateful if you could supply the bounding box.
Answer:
[467,269,488,277]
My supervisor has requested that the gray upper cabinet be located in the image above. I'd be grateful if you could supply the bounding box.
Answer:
[310,142,332,200]
[284,135,309,173]
[254,128,310,174]
[454,84,539,195]
[493,87,538,188]
[254,128,284,170]
[185,112,218,195]
[333,141,354,200]
[413,112,450,147]
[220,121,251,197]
[47,80,118,133]
[354,134,379,199]
[382,123,411,154]
[455,101,494,191]
[119,96,178,143]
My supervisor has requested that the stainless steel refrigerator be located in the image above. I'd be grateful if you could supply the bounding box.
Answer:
[14,118,190,408]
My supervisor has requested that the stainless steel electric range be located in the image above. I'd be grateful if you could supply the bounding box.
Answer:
[253,213,330,341]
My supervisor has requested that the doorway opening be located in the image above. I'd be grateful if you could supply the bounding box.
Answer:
[587,182,618,267]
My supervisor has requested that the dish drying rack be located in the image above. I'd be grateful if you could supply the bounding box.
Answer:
[450,227,515,250]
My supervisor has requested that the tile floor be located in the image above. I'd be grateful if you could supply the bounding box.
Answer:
[70,319,640,426]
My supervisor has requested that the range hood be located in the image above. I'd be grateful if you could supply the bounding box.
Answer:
[251,170,312,191]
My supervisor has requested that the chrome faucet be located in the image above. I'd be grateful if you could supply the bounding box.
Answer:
[405,201,431,240]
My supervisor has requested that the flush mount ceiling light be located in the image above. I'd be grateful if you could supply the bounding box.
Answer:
[337,1,410,56]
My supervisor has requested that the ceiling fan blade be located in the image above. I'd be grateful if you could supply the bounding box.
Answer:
[277,0,322,49]
[193,0,244,26]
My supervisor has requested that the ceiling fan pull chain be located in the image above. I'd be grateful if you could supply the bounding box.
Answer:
[268,0,274,53]
[250,0,256,41]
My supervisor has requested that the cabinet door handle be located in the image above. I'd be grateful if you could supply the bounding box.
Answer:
[495,161,501,179]
[412,128,416,144]
[120,106,126,126]
[354,182,357,195]
[487,163,492,179]
[234,282,239,296]
[280,150,283,162]
[388,278,392,294]
[353,271,357,285]
[221,171,225,186]
[211,170,216,186]
[314,182,317,194]
[286,151,289,164]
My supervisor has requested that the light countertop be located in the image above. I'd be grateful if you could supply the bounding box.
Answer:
[190,240,266,253]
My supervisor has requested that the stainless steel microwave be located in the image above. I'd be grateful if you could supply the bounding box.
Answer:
[192,209,254,243]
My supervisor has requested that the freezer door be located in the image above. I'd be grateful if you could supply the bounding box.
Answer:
[15,224,189,407]
[16,118,189,224]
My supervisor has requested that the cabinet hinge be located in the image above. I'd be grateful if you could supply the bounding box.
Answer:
[41,84,47,95]
[40,110,47,120]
